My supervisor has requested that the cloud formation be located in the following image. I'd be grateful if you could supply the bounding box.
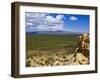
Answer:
[69,16,78,21]
[26,13,66,32]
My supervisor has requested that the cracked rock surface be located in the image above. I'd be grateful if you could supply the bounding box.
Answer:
[26,51,89,67]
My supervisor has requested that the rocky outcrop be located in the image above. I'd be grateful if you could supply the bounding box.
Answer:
[75,33,89,58]
[74,33,89,64]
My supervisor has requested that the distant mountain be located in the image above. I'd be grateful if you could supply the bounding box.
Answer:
[26,31,83,35]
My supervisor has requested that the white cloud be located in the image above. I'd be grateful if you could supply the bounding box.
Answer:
[69,16,78,21]
[26,22,33,26]
[26,13,66,32]
[26,13,46,18]
[56,15,64,21]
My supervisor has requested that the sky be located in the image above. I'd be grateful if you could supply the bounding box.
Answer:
[25,12,90,33]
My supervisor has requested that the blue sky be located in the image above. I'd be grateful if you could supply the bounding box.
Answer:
[25,12,89,33]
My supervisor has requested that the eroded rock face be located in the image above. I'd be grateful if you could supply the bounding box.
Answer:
[26,33,89,67]
[76,53,89,64]
[75,33,89,58]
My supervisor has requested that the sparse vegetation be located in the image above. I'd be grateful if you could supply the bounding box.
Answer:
[26,34,78,51]
[26,34,89,67]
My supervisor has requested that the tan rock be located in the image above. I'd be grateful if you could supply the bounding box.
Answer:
[76,33,89,58]
[76,53,89,64]
[72,60,80,65]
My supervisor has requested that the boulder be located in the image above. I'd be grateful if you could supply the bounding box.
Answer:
[76,53,89,64]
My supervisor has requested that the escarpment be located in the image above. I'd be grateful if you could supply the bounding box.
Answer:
[26,33,89,67]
